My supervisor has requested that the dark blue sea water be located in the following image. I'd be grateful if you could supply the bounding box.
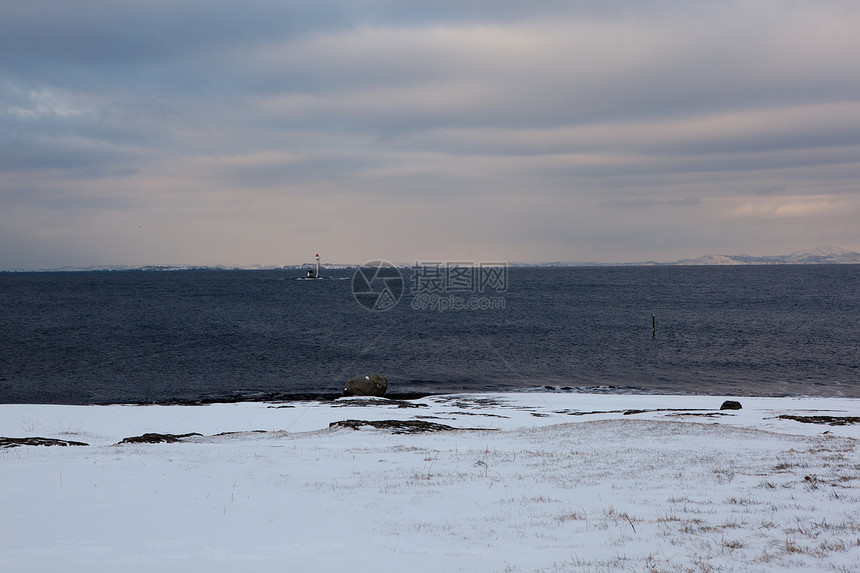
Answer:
[1,266,859,404]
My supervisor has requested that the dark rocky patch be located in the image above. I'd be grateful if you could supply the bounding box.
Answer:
[214,430,268,437]
[666,412,731,418]
[442,411,510,418]
[1,437,88,448]
[122,391,437,406]
[555,408,722,417]
[554,409,623,416]
[375,393,437,402]
[333,398,427,409]
[117,432,203,444]
[434,397,505,409]
[720,400,743,410]
[329,419,489,434]
[623,408,719,415]
[778,415,860,426]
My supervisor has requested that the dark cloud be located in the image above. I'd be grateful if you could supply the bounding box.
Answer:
[0,1,343,71]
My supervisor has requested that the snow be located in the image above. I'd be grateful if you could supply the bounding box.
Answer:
[2,393,860,572]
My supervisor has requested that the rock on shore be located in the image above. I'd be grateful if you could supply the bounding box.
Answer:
[344,374,388,397]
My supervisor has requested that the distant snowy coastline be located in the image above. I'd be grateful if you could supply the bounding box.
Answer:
[517,246,860,267]
[5,246,860,272]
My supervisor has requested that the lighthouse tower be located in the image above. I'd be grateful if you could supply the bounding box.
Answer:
[315,253,320,278]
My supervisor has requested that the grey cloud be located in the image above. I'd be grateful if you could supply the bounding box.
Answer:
[0,137,131,173]
[242,18,859,159]
[600,197,702,209]
[0,1,343,69]
[746,186,788,196]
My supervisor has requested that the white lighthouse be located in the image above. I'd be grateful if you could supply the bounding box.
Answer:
[305,254,321,279]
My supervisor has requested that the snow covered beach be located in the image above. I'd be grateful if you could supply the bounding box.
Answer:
[2,393,860,572]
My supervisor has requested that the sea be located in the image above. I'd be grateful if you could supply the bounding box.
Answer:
[1,265,859,404]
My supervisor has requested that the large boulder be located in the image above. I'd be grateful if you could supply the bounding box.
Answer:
[344,374,388,397]
[720,400,742,410]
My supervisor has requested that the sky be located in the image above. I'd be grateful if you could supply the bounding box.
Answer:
[1,0,859,269]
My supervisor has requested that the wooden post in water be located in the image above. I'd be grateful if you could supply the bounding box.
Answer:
[652,314,656,338]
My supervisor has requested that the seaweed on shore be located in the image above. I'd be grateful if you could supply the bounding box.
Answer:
[332,398,428,409]
[778,414,860,426]
[1,437,89,448]
[555,408,717,416]
[117,432,203,445]
[329,419,491,434]
[122,391,438,407]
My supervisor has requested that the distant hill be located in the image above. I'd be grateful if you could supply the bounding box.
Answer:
[671,247,860,266]
[515,247,860,267]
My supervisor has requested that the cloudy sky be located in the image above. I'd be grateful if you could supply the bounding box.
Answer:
[2,1,859,269]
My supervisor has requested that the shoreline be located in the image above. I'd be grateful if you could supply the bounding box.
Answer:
[3,392,860,446]
[5,382,860,408]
